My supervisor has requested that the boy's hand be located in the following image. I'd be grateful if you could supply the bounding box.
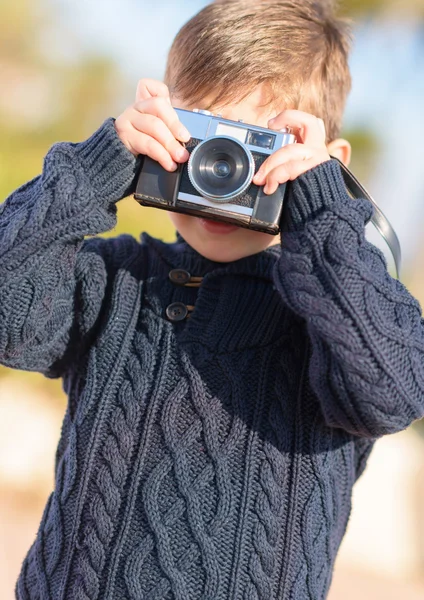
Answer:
[252,110,331,195]
[114,78,190,171]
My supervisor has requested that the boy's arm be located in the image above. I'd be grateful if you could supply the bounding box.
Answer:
[0,118,140,378]
[0,79,189,379]
[273,159,424,438]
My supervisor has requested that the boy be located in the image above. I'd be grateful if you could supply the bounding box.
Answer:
[1,1,423,599]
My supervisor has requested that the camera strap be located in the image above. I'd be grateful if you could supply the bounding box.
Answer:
[331,157,402,279]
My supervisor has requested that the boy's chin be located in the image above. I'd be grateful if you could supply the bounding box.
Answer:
[168,211,279,263]
[181,228,278,263]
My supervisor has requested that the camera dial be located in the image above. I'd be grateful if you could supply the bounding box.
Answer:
[187,136,255,203]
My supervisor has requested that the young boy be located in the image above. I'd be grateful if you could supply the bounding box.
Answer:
[2,1,423,599]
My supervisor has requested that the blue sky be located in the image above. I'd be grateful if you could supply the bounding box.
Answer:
[49,0,424,269]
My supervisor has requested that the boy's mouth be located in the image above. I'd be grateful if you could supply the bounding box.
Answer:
[197,218,239,235]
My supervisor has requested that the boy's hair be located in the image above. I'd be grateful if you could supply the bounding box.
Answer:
[165,0,352,142]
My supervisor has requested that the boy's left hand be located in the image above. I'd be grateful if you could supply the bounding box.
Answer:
[252,109,331,195]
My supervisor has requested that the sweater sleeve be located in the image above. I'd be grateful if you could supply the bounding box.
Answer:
[274,159,424,439]
[0,118,141,378]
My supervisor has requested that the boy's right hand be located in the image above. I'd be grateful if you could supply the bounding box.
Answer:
[114,78,190,171]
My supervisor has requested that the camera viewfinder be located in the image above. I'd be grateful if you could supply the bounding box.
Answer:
[246,130,275,150]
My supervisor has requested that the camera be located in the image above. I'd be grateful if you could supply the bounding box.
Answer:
[134,108,296,234]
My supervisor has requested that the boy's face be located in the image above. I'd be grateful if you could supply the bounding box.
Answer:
[169,85,283,263]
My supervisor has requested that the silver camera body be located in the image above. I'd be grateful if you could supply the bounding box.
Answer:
[134,108,296,234]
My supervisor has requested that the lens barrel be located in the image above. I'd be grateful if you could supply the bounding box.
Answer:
[188,136,255,202]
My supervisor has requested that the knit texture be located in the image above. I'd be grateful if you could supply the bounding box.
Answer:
[1,119,423,600]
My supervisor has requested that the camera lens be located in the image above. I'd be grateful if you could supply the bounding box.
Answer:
[213,160,231,178]
[188,136,255,202]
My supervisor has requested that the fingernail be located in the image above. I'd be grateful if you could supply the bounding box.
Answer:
[178,126,191,142]
[264,183,277,195]
[176,147,189,161]
[169,161,178,171]
[254,170,264,183]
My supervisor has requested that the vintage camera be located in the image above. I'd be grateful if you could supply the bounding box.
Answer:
[134,108,296,234]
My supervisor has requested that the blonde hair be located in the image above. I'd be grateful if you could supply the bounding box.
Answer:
[165,0,352,142]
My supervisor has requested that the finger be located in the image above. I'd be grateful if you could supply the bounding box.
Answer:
[129,109,189,164]
[126,129,179,172]
[135,78,171,104]
[268,109,326,147]
[134,96,191,143]
[263,154,330,195]
[253,144,317,184]
[262,162,310,195]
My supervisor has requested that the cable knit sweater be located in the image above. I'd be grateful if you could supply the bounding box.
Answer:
[1,118,423,600]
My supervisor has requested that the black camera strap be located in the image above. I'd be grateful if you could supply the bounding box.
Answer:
[331,157,402,279]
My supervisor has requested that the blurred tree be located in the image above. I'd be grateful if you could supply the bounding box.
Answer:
[341,0,424,17]
[341,127,380,184]
[0,0,175,232]
[0,0,125,191]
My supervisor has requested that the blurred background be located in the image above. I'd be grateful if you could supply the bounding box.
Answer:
[1,0,424,598]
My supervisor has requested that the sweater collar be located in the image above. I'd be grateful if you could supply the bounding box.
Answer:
[138,232,291,353]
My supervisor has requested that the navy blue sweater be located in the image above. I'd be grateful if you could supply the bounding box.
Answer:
[1,118,423,600]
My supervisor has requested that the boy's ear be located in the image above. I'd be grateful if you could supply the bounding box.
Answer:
[326,138,351,167]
